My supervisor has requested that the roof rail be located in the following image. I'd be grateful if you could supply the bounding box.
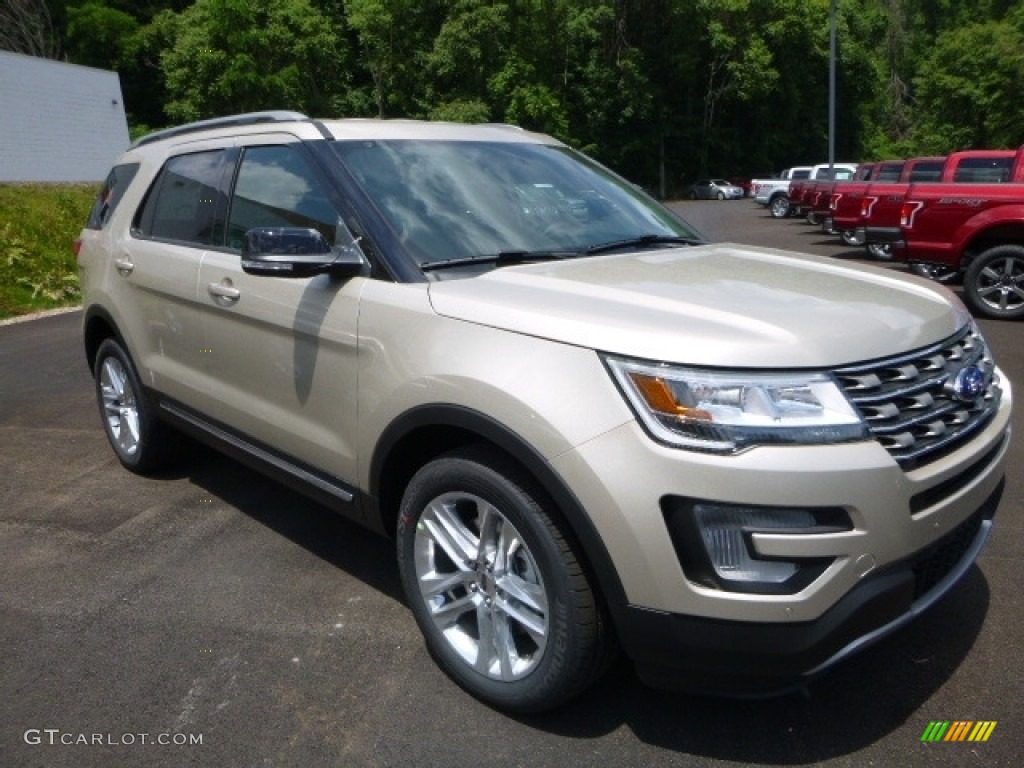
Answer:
[133,111,310,147]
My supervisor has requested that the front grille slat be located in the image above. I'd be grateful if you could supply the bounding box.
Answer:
[835,326,1001,469]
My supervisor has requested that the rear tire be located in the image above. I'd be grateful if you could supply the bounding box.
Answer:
[840,229,863,247]
[909,262,959,285]
[94,338,180,473]
[396,446,612,713]
[769,195,790,218]
[963,245,1024,320]
[866,242,893,260]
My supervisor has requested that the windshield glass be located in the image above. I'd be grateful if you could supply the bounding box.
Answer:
[330,140,700,269]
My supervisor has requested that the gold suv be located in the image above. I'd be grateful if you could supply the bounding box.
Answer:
[77,112,1012,713]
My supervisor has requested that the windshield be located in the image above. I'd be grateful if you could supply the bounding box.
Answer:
[330,139,700,271]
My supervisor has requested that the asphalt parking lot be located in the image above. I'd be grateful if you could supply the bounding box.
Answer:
[1,200,1021,767]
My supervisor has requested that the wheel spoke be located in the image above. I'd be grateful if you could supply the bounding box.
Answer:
[422,498,480,566]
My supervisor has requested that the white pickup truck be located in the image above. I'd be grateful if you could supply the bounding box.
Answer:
[751,167,812,215]
[753,163,858,218]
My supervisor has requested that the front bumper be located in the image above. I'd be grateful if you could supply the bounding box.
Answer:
[621,479,1000,695]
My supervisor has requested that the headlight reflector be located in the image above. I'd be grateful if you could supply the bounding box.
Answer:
[605,357,868,452]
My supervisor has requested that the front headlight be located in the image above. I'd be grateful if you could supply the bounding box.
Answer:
[604,356,869,453]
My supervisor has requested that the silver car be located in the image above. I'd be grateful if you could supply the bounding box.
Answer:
[688,178,745,200]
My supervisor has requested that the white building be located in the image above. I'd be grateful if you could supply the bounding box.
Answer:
[0,51,130,182]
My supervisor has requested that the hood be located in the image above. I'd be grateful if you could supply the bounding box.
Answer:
[427,243,969,368]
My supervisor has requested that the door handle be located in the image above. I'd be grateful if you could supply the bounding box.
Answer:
[207,280,240,304]
[114,257,134,275]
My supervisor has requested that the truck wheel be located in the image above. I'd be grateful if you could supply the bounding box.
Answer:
[964,245,1024,320]
[866,242,892,260]
[94,338,180,473]
[396,446,612,713]
[841,230,864,247]
[770,196,790,218]
[909,263,959,285]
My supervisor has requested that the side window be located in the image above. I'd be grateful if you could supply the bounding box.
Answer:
[226,145,338,250]
[135,150,227,245]
[86,163,140,230]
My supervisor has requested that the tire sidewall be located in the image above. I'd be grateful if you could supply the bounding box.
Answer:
[396,453,587,713]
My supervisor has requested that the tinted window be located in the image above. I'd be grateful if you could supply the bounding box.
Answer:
[86,163,140,230]
[908,161,943,182]
[135,151,227,245]
[226,145,339,250]
[953,157,1012,182]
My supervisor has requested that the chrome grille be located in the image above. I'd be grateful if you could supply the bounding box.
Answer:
[834,326,1001,468]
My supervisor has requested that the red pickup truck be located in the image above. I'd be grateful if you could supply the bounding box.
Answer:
[856,151,1015,261]
[825,160,920,247]
[896,146,1024,319]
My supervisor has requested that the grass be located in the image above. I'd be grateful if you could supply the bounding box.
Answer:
[0,183,98,320]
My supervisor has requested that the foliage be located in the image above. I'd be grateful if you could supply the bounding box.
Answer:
[4,0,1024,193]
[0,185,96,318]
[160,0,346,121]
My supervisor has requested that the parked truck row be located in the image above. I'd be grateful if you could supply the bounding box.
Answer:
[753,147,1024,320]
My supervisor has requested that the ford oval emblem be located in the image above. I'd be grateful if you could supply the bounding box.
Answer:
[952,365,986,402]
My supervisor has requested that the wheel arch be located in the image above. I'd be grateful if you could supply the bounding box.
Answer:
[82,304,123,374]
[961,221,1024,266]
[368,404,630,613]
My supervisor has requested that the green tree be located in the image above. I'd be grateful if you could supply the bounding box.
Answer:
[911,10,1024,151]
[160,0,345,122]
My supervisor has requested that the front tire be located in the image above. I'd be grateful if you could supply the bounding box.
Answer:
[94,338,180,472]
[396,447,611,713]
[964,245,1024,320]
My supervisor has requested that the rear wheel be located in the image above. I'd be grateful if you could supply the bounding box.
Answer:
[94,338,180,472]
[866,242,893,260]
[840,229,863,247]
[396,447,612,713]
[909,262,959,285]
[769,195,790,218]
[963,245,1024,320]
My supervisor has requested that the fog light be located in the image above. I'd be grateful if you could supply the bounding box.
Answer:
[662,497,847,594]
[694,504,814,584]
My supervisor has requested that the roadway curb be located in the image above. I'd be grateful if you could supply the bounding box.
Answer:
[0,306,81,327]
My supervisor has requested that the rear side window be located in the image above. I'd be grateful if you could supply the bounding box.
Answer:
[953,157,1012,182]
[86,163,140,230]
[134,150,228,245]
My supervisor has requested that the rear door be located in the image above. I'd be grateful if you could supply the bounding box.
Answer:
[118,144,235,404]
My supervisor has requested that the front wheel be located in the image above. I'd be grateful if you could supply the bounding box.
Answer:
[964,245,1024,320]
[396,447,612,713]
[769,195,790,218]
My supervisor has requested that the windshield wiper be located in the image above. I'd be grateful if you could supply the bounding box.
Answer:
[584,234,703,255]
[420,250,579,272]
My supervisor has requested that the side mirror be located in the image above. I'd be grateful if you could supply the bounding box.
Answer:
[241,227,368,278]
